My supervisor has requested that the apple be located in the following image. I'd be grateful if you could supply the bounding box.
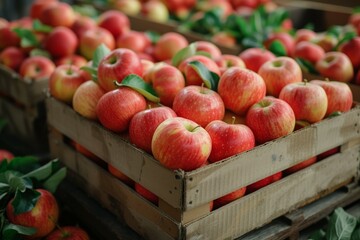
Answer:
[129,106,176,153]
[294,28,316,44]
[19,56,56,80]
[71,15,97,39]
[258,56,302,97]
[292,41,325,64]
[0,149,14,162]
[264,32,295,56]
[96,87,147,132]
[0,18,8,28]
[217,67,266,116]
[97,48,143,92]
[205,120,255,163]
[315,51,354,83]
[318,147,340,160]
[197,0,233,19]
[98,10,130,39]
[211,31,237,48]
[178,55,221,86]
[338,37,360,70]
[49,65,87,103]
[140,59,155,78]
[0,26,20,50]
[79,27,115,60]
[247,171,282,193]
[74,141,104,167]
[152,117,212,171]
[279,81,328,123]
[6,189,59,239]
[108,164,134,186]
[312,33,338,52]
[135,183,159,205]
[213,187,246,209]
[116,31,151,53]
[238,47,276,73]
[39,2,75,27]
[173,85,225,127]
[29,0,58,19]
[0,46,25,71]
[141,0,169,23]
[44,26,78,59]
[246,97,295,144]
[153,32,188,62]
[193,41,222,60]
[162,0,196,12]
[215,54,246,75]
[112,0,141,15]
[55,55,88,68]
[45,226,90,240]
[283,156,317,175]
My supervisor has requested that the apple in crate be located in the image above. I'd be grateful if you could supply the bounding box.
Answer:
[108,164,134,187]
[246,97,295,144]
[112,0,141,16]
[279,81,328,123]
[205,120,255,163]
[0,149,14,162]
[284,156,317,175]
[0,46,25,71]
[19,56,56,80]
[135,183,159,205]
[39,2,75,28]
[129,106,176,153]
[55,55,88,68]
[71,15,97,39]
[141,0,169,23]
[6,189,59,239]
[45,226,90,240]
[264,32,295,56]
[238,47,276,73]
[338,37,360,70]
[98,10,130,39]
[215,54,246,75]
[79,27,115,60]
[97,48,143,92]
[292,41,325,64]
[213,187,246,209]
[29,0,57,19]
[152,117,212,171]
[0,25,20,50]
[218,67,266,116]
[258,56,302,97]
[294,28,316,44]
[310,80,353,117]
[153,32,188,62]
[116,31,151,54]
[247,171,283,193]
[193,41,222,60]
[44,26,78,59]
[172,85,225,128]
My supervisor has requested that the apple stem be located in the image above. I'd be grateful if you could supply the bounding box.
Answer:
[303,79,308,85]
[148,104,152,109]
[325,78,330,82]
[200,83,205,94]
[192,125,201,132]
[231,116,236,125]
[66,64,73,75]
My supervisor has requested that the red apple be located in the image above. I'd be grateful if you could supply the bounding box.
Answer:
[49,65,87,103]
[172,85,225,127]
[215,54,246,75]
[6,189,59,239]
[129,106,176,153]
[112,0,141,15]
[96,87,147,132]
[116,31,151,53]
[45,226,90,240]
[0,46,25,71]
[315,51,354,83]
[218,67,266,116]
[74,142,103,166]
[19,56,56,80]
[312,33,338,52]
[79,27,115,60]
[205,120,255,163]
[258,56,302,97]
[29,0,58,19]
[140,59,155,78]
[246,97,295,144]
[247,171,282,193]
[294,28,316,44]
[338,37,360,70]
[152,117,212,171]
[55,55,88,68]
[213,187,246,209]
[211,31,237,48]
[0,26,20,50]
[98,10,130,39]
[39,2,75,27]
[71,15,97,39]
[97,48,143,92]
[135,183,159,205]
[141,0,169,23]
[238,47,276,73]
[153,32,188,62]
[317,147,340,160]
[264,32,295,56]
[44,26,78,59]
[108,164,134,186]
[284,156,317,175]
[73,80,106,120]
[193,41,222,60]
[292,41,325,64]
[0,149,14,162]
[279,81,328,123]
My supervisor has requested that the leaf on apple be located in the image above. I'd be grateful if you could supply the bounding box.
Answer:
[268,40,287,56]
[145,31,160,44]
[11,188,40,214]
[32,19,53,33]
[92,44,111,68]
[335,31,357,50]
[2,223,36,239]
[172,43,197,67]
[12,28,39,48]
[115,74,160,103]
[43,167,67,193]
[29,48,51,59]
[295,58,318,74]
[188,60,220,91]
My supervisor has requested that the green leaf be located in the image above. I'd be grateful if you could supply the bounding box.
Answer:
[352,227,360,240]
[353,7,360,14]
[42,167,67,193]
[7,173,32,193]
[145,31,160,44]
[7,157,39,174]
[327,111,342,118]
[309,229,326,240]
[92,44,111,68]
[12,189,40,215]
[295,58,318,74]
[115,74,160,102]
[172,43,197,67]
[335,31,357,50]
[22,159,59,181]
[188,61,220,91]
[268,40,287,56]
[2,223,36,238]
[80,66,97,81]
[72,4,99,18]
[326,25,343,38]
[12,28,39,48]
[32,19,53,33]
[326,207,357,240]
[29,48,51,58]
[0,118,7,133]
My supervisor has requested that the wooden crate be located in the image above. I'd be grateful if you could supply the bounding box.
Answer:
[46,97,360,240]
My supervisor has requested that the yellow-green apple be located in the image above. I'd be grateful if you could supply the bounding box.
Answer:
[292,41,325,64]
[318,147,340,160]
[152,117,212,171]
[153,32,188,62]
[6,189,59,239]
[39,2,75,27]
[178,55,221,86]
[213,187,246,209]
[193,41,222,60]
[141,0,169,23]
[135,183,159,205]
[238,47,276,73]
[279,81,328,123]
[258,56,302,97]
[310,79,353,117]
[116,31,151,53]
[338,37,360,70]
[45,226,90,240]
[79,27,115,60]
[0,46,25,71]
[283,156,317,175]
[29,0,58,19]
[44,26,78,59]
[71,15,97,39]
[19,56,56,80]
[112,0,141,15]
[172,85,225,127]
[151,64,185,107]
[205,120,255,163]
[96,87,147,132]
[97,48,143,92]
[315,51,354,83]
[211,31,237,48]
[49,65,87,103]
[247,171,282,193]
[97,10,130,39]
[0,26,20,50]
[129,106,176,153]
[108,164,134,187]
[218,67,266,116]
[0,149,14,162]
[55,54,87,68]
[246,97,295,144]
[264,32,295,56]
[312,33,338,52]
[294,28,316,44]
[215,54,246,75]
[72,80,106,120]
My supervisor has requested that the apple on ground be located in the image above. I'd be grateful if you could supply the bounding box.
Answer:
[283,156,317,175]
[135,183,159,205]
[43,26,78,59]
[55,55,88,68]
[141,0,169,23]
[108,164,135,187]
[205,120,255,163]
[0,149,14,162]
[116,31,151,53]
[6,189,59,239]
[112,0,141,15]
[279,81,328,123]
[193,41,222,60]
[218,67,266,116]
[213,187,246,209]
[292,41,325,64]
[215,54,246,75]
[172,85,225,127]
[238,47,276,73]
[0,46,25,71]
[247,171,283,193]
[338,37,360,70]
[152,117,212,171]
[153,32,188,62]
[45,226,90,240]
[39,2,75,27]
[97,10,130,39]
[315,51,354,83]
[79,27,115,60]
[258,56,302,97]
[19,56,56,80]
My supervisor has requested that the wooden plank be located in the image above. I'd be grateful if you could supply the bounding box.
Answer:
[349,83,360,103]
